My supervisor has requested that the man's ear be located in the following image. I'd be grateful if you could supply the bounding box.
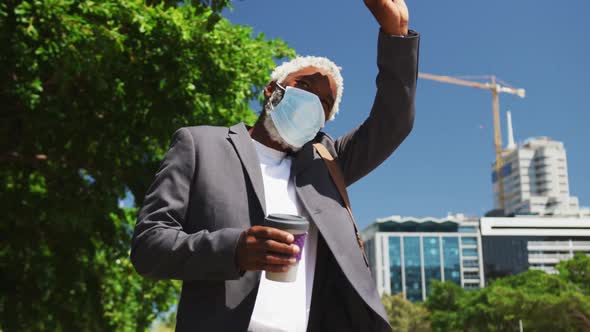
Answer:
[263,81,276,99]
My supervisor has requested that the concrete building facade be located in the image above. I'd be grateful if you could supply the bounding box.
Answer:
[481,216,590,280]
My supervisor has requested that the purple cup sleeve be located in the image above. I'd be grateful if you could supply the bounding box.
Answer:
[292,233,307,261]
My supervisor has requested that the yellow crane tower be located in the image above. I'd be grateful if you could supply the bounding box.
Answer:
[418,73,526,211]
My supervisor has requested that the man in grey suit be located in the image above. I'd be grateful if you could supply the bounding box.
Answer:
[131,0,419,330]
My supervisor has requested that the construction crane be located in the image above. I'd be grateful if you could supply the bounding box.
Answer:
[418,73,526,211]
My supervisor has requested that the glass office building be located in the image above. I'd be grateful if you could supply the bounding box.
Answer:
[362,214,484,302]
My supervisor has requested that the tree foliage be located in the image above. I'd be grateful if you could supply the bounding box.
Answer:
[382,293,431,332]
[382,255,590,331]
[0,0,293,330]
[425,268,590,332]
[556,253,590,329]
[557,253,590,296]
[424,281,464,332]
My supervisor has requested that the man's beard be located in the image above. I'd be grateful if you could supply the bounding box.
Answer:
[261,88,301,153]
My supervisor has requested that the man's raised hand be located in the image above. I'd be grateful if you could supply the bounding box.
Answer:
[364,0,409,36]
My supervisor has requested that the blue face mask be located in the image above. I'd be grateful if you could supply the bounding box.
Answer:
[269,84,325,148]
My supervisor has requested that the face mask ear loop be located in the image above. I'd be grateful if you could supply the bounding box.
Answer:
[268,82,286,112]
[275,82,286,92]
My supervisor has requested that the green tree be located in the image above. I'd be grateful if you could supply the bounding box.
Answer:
[463,270,589,331]
[424,281,465,332]
[557,253,590,295]
[0,0,293,330]
[382,293,431,332]
[426,270,590,332]
[557,253,590,329]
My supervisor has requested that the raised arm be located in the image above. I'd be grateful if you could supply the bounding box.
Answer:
[334,0,419,185]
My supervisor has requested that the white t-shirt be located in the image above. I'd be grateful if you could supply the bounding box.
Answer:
[248,139,318,332]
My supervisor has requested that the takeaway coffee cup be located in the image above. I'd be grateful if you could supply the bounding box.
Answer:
[264,214,309,283]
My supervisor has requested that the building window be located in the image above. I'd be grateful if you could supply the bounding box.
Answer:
[461,237,477,246]
[388,237,403,295]
[462,248,478,257]
[423,237,442,297]
[458,226,477,233]
[442,237,461,286]
[404,237,423,302]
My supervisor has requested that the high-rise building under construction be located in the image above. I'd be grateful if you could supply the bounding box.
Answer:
[492,112,581,216]
[492,136,580,215]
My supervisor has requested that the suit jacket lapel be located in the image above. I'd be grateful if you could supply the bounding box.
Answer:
[292,142,389,324]
[227,123,266,217]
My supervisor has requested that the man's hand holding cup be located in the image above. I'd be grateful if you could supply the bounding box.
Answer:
[235,214,309,282]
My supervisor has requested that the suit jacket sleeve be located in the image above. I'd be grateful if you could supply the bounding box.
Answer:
[130,127,243,281]
[334,29,419,186]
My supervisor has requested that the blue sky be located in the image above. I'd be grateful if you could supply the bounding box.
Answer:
[222,1,590,229]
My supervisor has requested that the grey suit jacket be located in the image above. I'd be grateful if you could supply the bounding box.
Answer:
[131,30,419,332]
